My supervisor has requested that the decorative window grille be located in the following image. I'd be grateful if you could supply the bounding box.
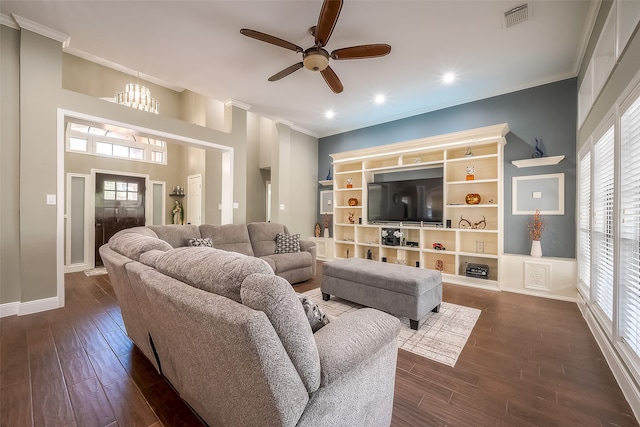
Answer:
[592,126,615,322]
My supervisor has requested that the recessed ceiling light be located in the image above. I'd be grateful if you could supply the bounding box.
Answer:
[325,110,335,119]
[374,94,386,104]
[443,72,456,84]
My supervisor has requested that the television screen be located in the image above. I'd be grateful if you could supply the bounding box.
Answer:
[367,178,443,223]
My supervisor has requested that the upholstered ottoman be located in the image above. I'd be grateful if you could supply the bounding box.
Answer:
[321,258,442,330]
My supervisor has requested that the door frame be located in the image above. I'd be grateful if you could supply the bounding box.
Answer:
[90,169,150,269]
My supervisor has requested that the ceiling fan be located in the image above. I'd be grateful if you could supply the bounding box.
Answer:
[240,0,391,94]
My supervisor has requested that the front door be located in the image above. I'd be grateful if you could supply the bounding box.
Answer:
[95,173,146,266]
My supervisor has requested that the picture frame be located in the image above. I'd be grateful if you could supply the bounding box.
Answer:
[512,173,564,215]
[320,190,333,214]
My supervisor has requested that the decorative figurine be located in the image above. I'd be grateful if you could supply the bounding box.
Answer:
[465,147,473,157]
[346,177,353,188]
[533,137,544,158]
[466,166,475,180]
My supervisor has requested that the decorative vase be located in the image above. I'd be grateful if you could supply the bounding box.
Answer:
[530,240,542,258]
[324,228,329,238]
[465,193,481,204]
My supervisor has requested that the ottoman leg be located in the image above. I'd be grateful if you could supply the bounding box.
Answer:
[410,319,419,330]
[432,304,441,313]
[322,292,331,301]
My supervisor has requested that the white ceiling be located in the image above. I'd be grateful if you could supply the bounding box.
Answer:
[1,0,599,138]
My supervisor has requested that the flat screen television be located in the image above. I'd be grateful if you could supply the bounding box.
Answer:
[367,178,443,224]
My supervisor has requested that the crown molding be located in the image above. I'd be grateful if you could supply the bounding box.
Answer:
[1,13,19,30]
[12,14,70,45]
[273,118,294,127]
[224,99,251,111]
[291,125,318,138]
[64,47,185,93]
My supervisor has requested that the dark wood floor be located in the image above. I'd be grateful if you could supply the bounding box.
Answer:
[1,265,638,427]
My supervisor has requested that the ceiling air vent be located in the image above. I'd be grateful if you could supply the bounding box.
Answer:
[503,3,530,28]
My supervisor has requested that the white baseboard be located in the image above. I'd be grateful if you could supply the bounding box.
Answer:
[0,302,19,317]
[580,299,640,422]
[0,297,61,318]
[64,263,90,273]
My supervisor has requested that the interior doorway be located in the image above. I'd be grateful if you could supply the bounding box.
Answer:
[187,174,202,225]
[94,172,146,266]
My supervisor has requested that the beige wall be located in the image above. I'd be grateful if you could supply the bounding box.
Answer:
[0,23,319,308]
[1,26,21,304]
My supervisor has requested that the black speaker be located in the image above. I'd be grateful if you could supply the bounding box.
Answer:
[446,219,452,228]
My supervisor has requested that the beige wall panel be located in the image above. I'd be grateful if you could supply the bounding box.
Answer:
[1,26,22,304]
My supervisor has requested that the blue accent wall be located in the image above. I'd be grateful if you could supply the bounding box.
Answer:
[318,78,576,258]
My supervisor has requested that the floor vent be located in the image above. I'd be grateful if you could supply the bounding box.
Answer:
[503,3,530,28]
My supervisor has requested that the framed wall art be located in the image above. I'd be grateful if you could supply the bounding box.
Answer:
[512,173,564,215]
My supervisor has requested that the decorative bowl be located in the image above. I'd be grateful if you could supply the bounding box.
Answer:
[348,198,359,206]
[465,193,481,204]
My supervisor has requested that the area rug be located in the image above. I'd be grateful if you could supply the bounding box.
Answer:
[300,288,481,367]
[84,267,108,276]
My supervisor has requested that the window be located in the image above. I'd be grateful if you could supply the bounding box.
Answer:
[69,137,88,152]
[619,93,640,359]
[65,122,167,165]
[592,125,615,322]
[104,181,138,201]
[578,151,591,296]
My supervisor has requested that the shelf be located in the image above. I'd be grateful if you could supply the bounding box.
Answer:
[335,187,363,192]
[446,204,498,208]
[447,179,497,185]
[318,180,333,186]
[511,155,564,168]
[447,153,498,163]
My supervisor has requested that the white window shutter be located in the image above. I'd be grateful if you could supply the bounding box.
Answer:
[578,152,591,294]
[619,95,640,355]
[592,126,615,321]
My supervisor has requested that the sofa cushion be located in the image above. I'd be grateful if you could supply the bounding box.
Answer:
[247,222,287,257]
[188,237,214,247]
[199,224,254,256]
[109,232,173,261]
[138,249,166,268]
[148,225,201,248]
[156,247,273,303]
[241,273,321,393]
[261,251,312,273]
[275,233,300,254]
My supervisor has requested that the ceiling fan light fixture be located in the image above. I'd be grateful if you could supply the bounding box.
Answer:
[303,48,330,71]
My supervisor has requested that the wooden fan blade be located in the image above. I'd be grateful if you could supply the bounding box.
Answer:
[240,29,303,53]
[331,44,392,60]
[320,66,343,94]
[315,0,343,47]
[268,63,304,81]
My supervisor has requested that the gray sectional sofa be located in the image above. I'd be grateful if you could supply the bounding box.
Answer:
[143,221,316,284]
[99,225,401,427]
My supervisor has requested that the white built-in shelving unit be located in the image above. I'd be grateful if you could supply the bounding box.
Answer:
[329,123,509,290]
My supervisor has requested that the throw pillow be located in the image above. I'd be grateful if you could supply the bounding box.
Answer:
[298,295,330,332]
[275,233,300,254]
[187,237,214,248]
